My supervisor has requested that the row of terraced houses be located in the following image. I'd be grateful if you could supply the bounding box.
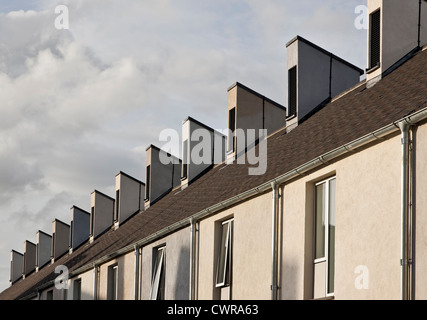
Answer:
[1,0,427,300]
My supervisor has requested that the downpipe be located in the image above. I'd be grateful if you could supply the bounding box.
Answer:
[271,182,279,300]
[189,218,196,300]
[398,121,411,300]
[134,246,140,300]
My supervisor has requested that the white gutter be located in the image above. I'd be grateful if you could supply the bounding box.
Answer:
[27,105,427,300]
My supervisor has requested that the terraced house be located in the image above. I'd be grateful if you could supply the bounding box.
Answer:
[1,0,427,300]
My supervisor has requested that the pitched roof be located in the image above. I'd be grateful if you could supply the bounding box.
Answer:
[1,47,426,300]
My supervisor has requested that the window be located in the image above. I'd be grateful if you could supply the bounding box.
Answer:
[46,289,53,300]
[69,221,73,249]
[51,233,56,259]
[216,219,233,288]
[369,9,381,69]
[182,139,188,179]
[35,243,39,269]
[73,279,82,300]
[145,165,151,201]
[108,265,118,300]
[114,189,120,222]
[90,206,95,236]
[228,108,236,152]
[150,246,165,300]
[288,66,297,117]
[313,177,336,299]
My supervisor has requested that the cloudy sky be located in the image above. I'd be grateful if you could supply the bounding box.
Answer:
[0,0,366,293]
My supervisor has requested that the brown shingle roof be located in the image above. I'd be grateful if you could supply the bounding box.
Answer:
[1,47,426,300]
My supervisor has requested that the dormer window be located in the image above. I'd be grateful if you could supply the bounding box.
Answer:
[90,206,95,236]
[288,66,297,118]
[114,190,120,222]
[369,9,381,70]
[228,108,236,153]
[145,165,151,202]
[181,139,188,180]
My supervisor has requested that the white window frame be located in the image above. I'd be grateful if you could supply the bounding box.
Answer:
[215,219,233,288]
[150,246,165,300]
[313,176,336,298]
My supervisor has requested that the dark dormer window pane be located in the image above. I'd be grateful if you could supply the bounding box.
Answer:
[288,66,297,117]
[370,9,381,68]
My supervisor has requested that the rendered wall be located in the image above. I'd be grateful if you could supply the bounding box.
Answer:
[36,231,52,269]
[146,146,181,205]
[67,269,94,300]
[52,220,70,260]
[287,37,361,124]
[91,191,114,239]
[116,172,144,225]
[281,132,402,300]
[227,83,287,159]
[10,251,23,284]
[140,227,190,300]
[70,206,90,250]
[97,251,135,300]
[197,192,272,300]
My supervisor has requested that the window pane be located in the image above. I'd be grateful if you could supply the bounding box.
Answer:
[145,165,151,201]
[315,183,326,259]
[73,279,81,300]
[112,266,118,300]
[182,140,188,179]
[370,10,381,68]
[328,179,336,294]
[115,189,120,222]
[150,248,165,300]
[288,66,297,117]
[216,222,231,287]
[228,108,236,152]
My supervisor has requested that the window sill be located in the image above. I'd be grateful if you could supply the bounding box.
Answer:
[312,295,335,301]
[366,62,380,74]
[286,114,297,121]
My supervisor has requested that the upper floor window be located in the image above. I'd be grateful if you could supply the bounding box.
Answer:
[114,189,120,222]
[182,139,189,180]
[46,289,53,300]
[228,108,236,153]
[369,9,381,69]
[73,278,82,300]
[107,264,118,300]
[151,246,166,300]
[216,219,233,289]
[288,66,297,118]
[313,177,336,299]
[145,165,151,202]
